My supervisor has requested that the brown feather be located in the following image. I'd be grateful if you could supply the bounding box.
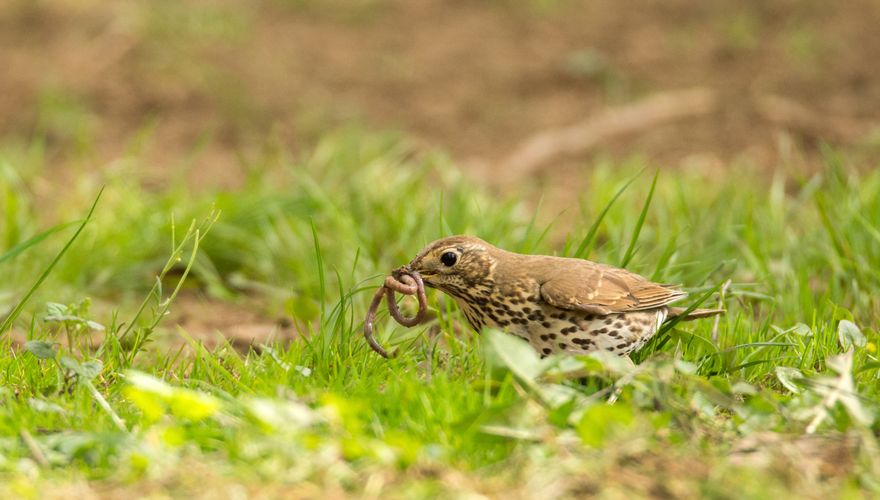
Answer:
[522,256,688,315]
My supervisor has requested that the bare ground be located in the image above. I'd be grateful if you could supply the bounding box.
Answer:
[2,0,879,187]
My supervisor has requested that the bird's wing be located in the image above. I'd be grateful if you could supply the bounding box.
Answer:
[538,262,687,315]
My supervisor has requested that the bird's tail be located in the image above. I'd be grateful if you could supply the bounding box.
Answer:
[667,307,725,321]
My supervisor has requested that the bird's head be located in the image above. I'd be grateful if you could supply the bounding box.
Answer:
[396,235,497,296]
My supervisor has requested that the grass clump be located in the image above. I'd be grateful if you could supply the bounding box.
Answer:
[0,130,879,496]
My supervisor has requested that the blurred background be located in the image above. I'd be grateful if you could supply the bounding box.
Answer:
[3,0,879,192]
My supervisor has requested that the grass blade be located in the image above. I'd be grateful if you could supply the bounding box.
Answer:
[620,170,658,268]
[311,219,327,320]
[571,169,643,259]
[0,220,80,266]
[0,188,103,338]
[634,273,732,360]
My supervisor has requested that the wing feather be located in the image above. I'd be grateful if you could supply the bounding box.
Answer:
[539,261,686,315]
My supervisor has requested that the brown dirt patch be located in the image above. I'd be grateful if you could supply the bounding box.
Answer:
[163,292,298,349]
[2,0,879,187]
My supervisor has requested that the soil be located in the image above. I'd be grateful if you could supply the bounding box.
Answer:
[167,293,298,349]
[3,0,879,187]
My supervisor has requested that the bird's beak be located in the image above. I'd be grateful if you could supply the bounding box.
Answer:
[394,262,437,285]
[391,265,409,280]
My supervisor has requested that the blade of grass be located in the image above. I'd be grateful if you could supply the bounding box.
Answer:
[0,220,80,265]
[176,326,254,395]
[0,188,103,338]
[815,194,854,271]
[718,356,802,375]
[620,170,658,268]
[636,273,733,358]
[82,379,127,431]
[651,231,680,281]
[657,274,732,338]
[518,194,555,254]
[854,211,880,246]
[571,168,643,259]
[311,219,326,321]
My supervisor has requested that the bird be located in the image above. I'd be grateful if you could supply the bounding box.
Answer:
[397,235,723,357]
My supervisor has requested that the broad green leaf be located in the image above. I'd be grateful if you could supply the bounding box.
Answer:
[25,340,57,360]
[28,398,65,414]
[482,329,543,384]
[789,323,813,337]
[547,397,579,428]
[168,390,220,421]
[690,391,717,418]
[79,360,104,380]
[246,398,317,430]
[59,356,80,372]
[775,366,803,394]
[731,381,758,395]
[85,320,106,332]
[838,320,866,350]
[674,359,698,375]
[585,350,637,376]
[60,357,103,380]
[124,387,165,421]
[576,403,636,447]
[124,371,220,422]
[45,302,67,317]
[125,371,173,397]
[810,352,874,429]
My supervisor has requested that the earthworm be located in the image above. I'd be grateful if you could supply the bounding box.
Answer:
[363,270,428,358]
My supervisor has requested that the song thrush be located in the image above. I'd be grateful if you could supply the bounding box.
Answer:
[397,235,722,357]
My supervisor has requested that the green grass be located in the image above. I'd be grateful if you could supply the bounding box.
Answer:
[1,130,879,497]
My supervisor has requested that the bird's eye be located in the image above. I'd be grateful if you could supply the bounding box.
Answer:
[440,251,458,267]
